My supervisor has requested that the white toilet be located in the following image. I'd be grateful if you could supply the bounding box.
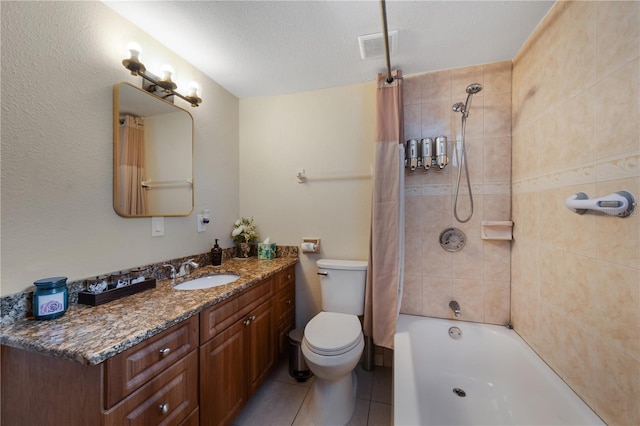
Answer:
[301,259,367,425]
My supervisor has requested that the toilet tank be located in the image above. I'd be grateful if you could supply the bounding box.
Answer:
[317,259,367,315]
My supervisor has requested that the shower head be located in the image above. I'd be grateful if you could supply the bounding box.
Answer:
[466,83,483,94]
[453,83,483,117]
[452,102,465,113]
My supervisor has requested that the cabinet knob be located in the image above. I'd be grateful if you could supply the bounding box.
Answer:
[248,315,256,321]
[286,300,292,305]
[159,403,169,414]
[243,319,251,326]
[159,348,171,357]
[287,274,292,280]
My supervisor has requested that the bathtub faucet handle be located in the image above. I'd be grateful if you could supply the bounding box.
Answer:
[449,300,461,317]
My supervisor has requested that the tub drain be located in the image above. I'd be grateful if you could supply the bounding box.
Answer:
[448,326,462,339]
[453,388,466,397]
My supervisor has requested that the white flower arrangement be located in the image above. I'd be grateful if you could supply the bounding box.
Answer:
[231,217,259,243]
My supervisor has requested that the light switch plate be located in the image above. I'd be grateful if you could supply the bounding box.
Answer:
[197,214,206,232]
[151,217,165,237]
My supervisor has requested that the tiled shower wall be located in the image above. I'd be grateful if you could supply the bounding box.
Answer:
[400,61,512,325]
[511,2,639,425]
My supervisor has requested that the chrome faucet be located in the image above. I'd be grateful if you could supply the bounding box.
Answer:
[449,300,461,317]
[162,264,176,280]
[178,259,199,277]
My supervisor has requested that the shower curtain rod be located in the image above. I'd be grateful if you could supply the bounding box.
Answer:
[380,0,394,84]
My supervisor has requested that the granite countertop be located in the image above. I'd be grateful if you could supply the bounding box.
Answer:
[0,257,297,366]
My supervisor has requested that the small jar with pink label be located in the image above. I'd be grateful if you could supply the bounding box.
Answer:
[33,277,68,320]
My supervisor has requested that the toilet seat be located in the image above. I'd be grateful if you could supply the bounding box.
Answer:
[304,312,362,356]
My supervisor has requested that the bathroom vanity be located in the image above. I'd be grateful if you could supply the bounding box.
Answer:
[199,265,295,426]
[1,258,296,426]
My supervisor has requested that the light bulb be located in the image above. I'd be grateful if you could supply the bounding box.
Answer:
[127,42,142,60]
[188,82,200,97]
[161,64,174,81]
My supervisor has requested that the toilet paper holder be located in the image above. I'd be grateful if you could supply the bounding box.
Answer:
[301,238,321,253]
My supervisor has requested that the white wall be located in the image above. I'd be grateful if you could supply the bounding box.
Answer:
[239,84,375,326]
[1,1,239,295]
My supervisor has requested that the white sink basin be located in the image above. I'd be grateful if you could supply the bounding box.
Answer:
[173,274,240,290]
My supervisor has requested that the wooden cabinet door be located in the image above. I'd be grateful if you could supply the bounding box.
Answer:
[199,319,247,426]
[246,299,275,396]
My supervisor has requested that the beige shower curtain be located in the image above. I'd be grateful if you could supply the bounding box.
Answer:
[119,115,148,215]
[364,70,403,349]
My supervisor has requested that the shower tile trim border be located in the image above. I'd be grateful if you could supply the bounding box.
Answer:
[513,151,639,194]
[405,182,511,196]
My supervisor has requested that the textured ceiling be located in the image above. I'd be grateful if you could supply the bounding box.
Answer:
[103,1,554,99]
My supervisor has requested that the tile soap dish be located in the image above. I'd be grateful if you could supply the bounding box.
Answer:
[480,221,513,240]
[78,278,156,306]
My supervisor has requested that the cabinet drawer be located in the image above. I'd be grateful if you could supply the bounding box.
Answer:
[104,316,198,408]
[200,278,273,344]
[275,266,295,292]
[104,350,198,426]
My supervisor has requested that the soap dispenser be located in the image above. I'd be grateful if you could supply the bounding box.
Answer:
[211,239,222,266]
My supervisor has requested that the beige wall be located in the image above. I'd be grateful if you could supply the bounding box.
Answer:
[400,61,513,325]
[239,84,375,326]
[1,2,240,295]
[511,2,639,425]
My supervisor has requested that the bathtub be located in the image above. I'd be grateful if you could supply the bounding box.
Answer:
[394,314,603,425]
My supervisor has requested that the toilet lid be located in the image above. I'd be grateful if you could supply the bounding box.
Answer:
[304,312,362,355]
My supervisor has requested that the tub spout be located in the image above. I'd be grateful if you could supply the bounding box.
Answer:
[449,300,461,317]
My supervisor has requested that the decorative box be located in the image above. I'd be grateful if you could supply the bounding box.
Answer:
[78,278,156,306]
[258,243,276,260]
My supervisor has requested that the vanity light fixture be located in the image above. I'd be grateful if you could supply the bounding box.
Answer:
[121,42,202,107]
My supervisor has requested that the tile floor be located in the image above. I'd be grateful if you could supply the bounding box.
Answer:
[232,355,393,426]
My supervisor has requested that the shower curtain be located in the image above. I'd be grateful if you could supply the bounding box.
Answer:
[364,70,404,349]
[119,115,148,215]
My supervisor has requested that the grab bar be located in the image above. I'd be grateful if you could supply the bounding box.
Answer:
[566,191,635,217]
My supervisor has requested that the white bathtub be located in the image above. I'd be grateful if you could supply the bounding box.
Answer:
[394,314,603,425]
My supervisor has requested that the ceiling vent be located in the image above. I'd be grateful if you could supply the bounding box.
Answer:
[358,30,398,60]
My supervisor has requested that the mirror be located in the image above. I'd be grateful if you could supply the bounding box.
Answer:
[113,82,194,217]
